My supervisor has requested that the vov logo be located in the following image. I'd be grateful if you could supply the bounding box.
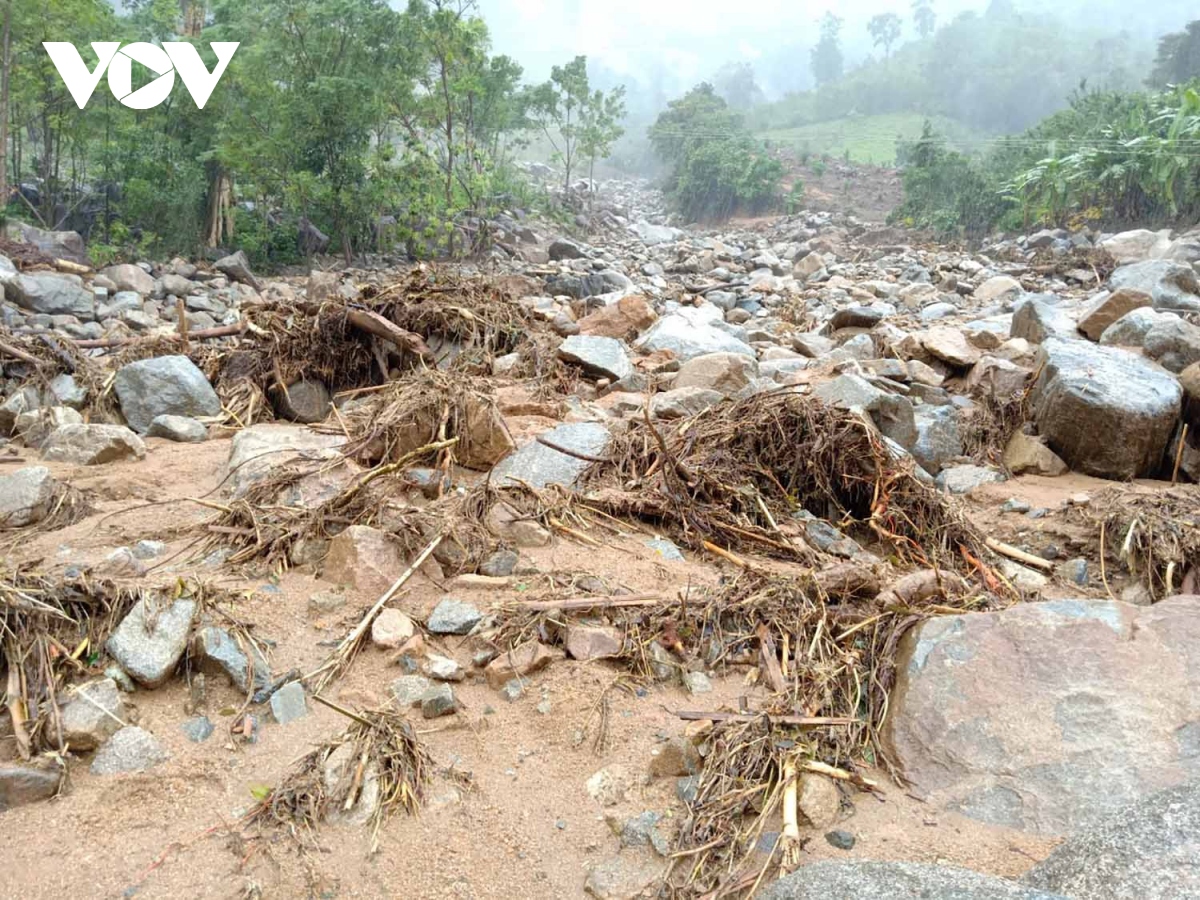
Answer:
[42,42,240,110]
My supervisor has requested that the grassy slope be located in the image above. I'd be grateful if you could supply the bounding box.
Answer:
[757,113,986,165]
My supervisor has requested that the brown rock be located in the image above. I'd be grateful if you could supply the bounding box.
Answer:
[1078,288,1152,342]
[967,356,1032,399]
[1004,431,1069,476]
[799,773,842,828]
[0,762,63,811]
[458,396,516,470]
[324,525,404,596]
[485,640,558,688]
[486,500,552,547]
[885,595,1200,835]
[565,625,624,661]
[649,736,702,778]
[371,608,415,649]
[920,327,982,368]
[578,295,657,340]
[673,352,758,396]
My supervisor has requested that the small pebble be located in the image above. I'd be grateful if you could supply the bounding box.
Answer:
[826,830,856,850]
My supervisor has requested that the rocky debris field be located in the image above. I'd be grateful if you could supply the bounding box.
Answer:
[2,183,1200,898]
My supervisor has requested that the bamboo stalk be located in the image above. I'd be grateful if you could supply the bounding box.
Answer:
[986,538,1053,571]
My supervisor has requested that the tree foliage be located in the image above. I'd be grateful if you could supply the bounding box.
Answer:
[810,14,844,88]
[912,0,936,40]
[1149,20,1200,88]
[868,13,903,61]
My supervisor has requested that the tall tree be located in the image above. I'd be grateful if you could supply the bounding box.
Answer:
[1149,20,1200,87]
[868,13,903,62]
[810,13,843,87]
[912,0,936,40]
[712,61,764,110]
[524,55,591,194]
[579,84,625,213]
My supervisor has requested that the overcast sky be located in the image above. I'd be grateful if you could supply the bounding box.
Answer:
[476,0,1197,87]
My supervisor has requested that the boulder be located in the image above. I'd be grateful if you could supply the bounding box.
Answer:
[1143,317,1200,373]
[1109,260,1200,312]
[549,237,588,260]
[1077,288,1152,341]
[973,275,1023,304]
[1032,339,1181,479]
[214,250,261,290]
[1011,294,1077,343]
[885,596,1200,836]
[1004,431,1068,476]
[763,861,1065,900]
[41,424,146,465]
[90,726,169,775]
[458,396,516,470]
[490,422,611,489]
[106,596,197,688]
[190,626,271,693]
[968,356,1032,399]
[815,375,917,449]
[1022,780,1200,900]
[634,221,681,245]
[1099,307,1178,347]
[324,526,404,597]
[1099,228,1171,264]
[113,355,221,433]
[100,264,155,296]
[6,273,93,319]
[635,314,755,362]
[14,406,83,449]
[830,306,886,329]
[936,464,1005,494]
[60,678,127,751]
[557,335,634,382]
[158,273,196,297]
[0,466,58,527]
[273,379,331,424]
[48,373,87,410]
[223,424,348,500]
[792,333,835,358]
[147,414,207,443]
[14,224,86,262]
[673,352,758,396]
[919,326,982,368]
[910,406,962,474]
[577,295,657,340]
[650,387,723,420]
[0,762,63,811]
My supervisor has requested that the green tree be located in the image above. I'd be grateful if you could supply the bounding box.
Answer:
[868,13,903,62]
[712,61,764,109]
[912,0,936,40]
[524,55,591,194]
[810,13,844,87]
[579,84,626,213]
[1149,21,1200,87]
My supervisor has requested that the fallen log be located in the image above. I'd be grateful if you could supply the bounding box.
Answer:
[70,322,245,349]
[345,308,434,363]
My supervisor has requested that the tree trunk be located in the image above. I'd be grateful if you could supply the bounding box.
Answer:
[204,168,232,248]
[0,0,10,214]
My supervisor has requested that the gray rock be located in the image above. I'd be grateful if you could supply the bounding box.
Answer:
[830,306,886,329]
[0,466,57,527]
[60,678,127,751]
[936,464,1005,494]
[16,225,86,263]
[48,373,87,410]
[421,683,457,718]
[479,550,518,577]
[0,763,63,811]
[6,273,93,319]
[223,424,347,499]
[427,598,483,635]
[147,414,208,443]
[634,221,681,245]
[616,811,670,855]
[885,596,1200,836]
[825,830,856,850]
[1143,317,1200,373]
[674,352,758,396]
[90,726,169,774]
[1032,339,1181,479]
[158,273,196,297]
[113,355,221,433]
[549,237,588,260]
[763,861,1065,900]
[1109,260,1200,312]
[391,675,434,708]
[190,626,270,693]
[558,335,634,382]
[792,333,835,358]
[815,375,917,449]
[214,250,260,289]
[1099,307,1178,347]
[100,264,154,295]
[635,314,755,362]
[911,407,963,474]
[269,681,308,724]
[490,422,611,489]
[133,540,166,560]
[682,671,713,695]
[180,716,214,743]
[41,424,146,465]
[1022,780,1200,900]
[106,597,197,688]
[273,379,331,424]
[650,386,723,420]
[1011,294,1077,343]
[14,405,83,449]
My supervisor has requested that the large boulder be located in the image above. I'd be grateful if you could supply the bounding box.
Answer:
[490,422,611,489]
[1109,260,1200,312]
[815,375,917,449]
[0,466,58,527]
[41,424,146,466]
[1011,294,1077,343]
[1077,288,1152,341]
[1099,228,1171,264]
[5,273,94,319]
[14,224,86,263]
[635,314,755,362]
[214,250,261,290]
[113,355,221,433]
[223,424,350,501]
[673,352,758,396]
[763,861,1065,900]
[634,221,681,245]
[973,275,1023,304]
[1031,339,1181,479]
[1099,307,1179,347]
[1022,780,1200,900]
[577,295,657,340]
[884,596,1200,837]
[910,406,963,474]
[557,335,634,382]
[1143,316,1200,373]
[100,264,154,296]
